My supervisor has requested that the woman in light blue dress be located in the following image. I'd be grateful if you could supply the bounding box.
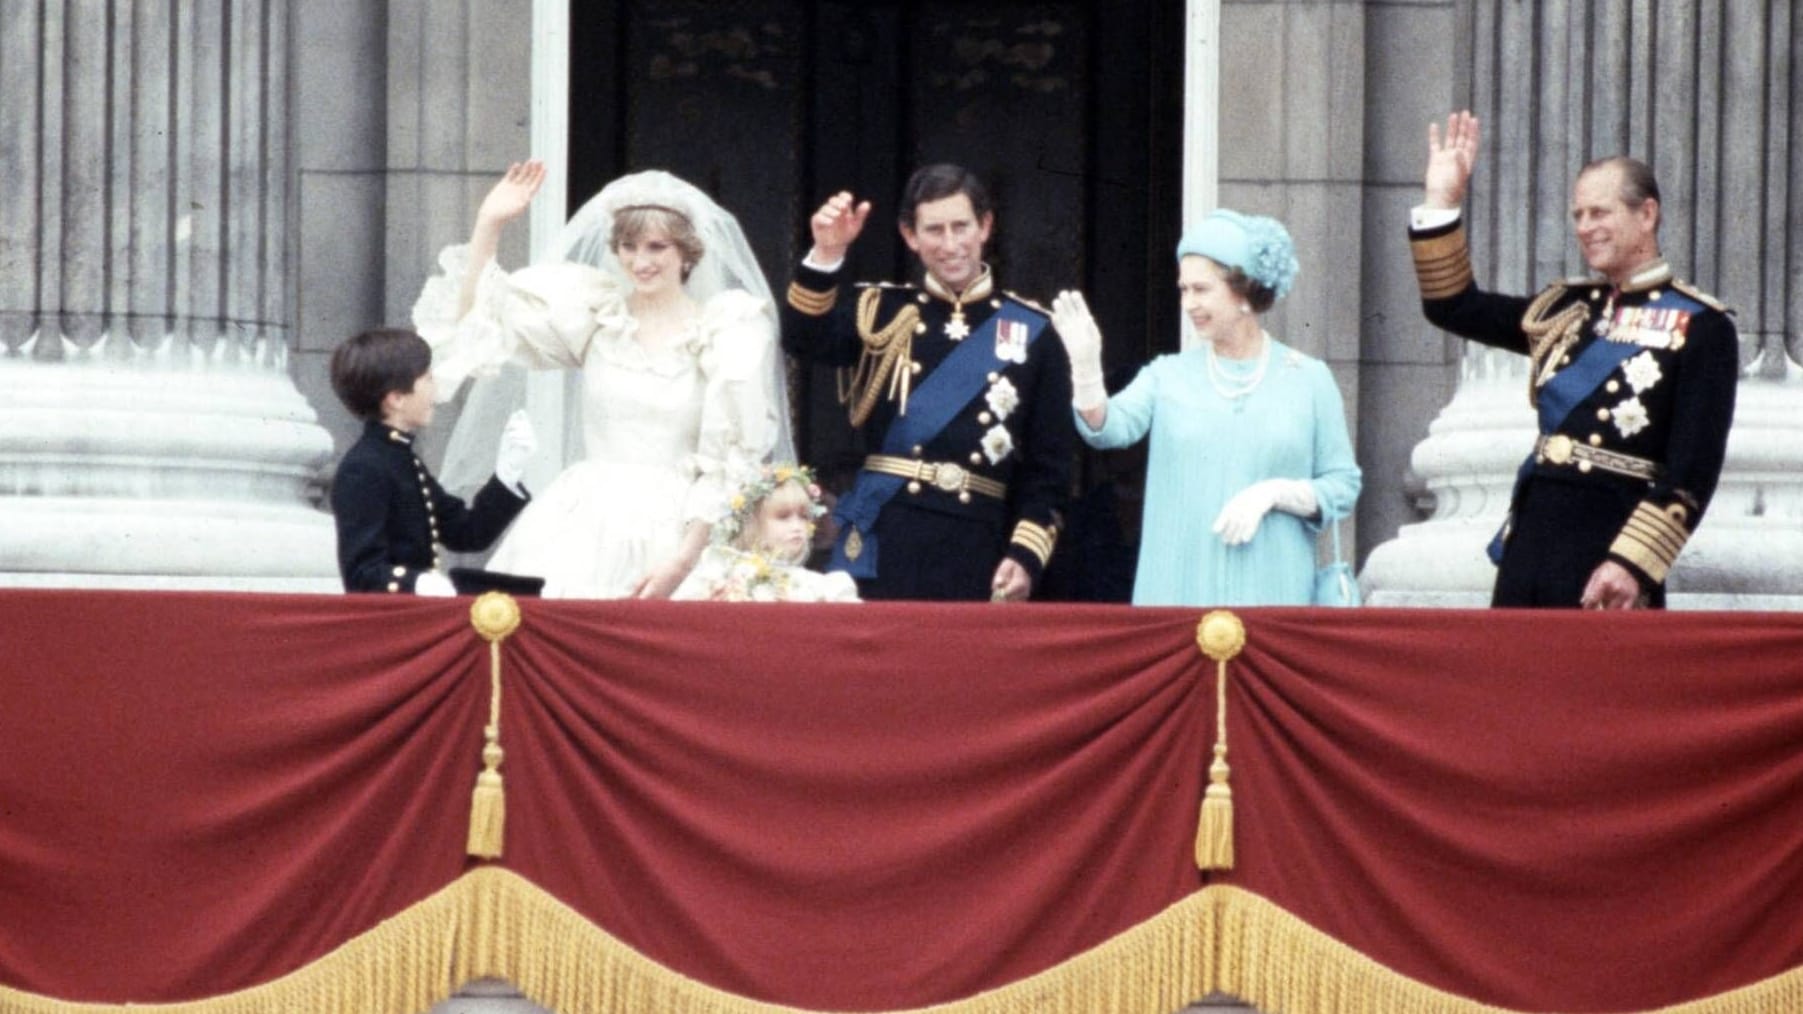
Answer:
[1050,210,1361,606]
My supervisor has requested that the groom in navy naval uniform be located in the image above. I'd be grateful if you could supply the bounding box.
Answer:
[1409,111,1739,609]
[782,164,1072,601]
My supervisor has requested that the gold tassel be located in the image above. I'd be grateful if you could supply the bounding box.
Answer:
[467,593,522,860]
[1196,751,1233,870]
[467,743,506,859]
[1194,611,1245,871]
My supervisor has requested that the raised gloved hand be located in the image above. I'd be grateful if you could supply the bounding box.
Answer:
[1212,478,1318,546]
[494,409,537,493]
[414,571,456,597]
[1050,290,1107,410]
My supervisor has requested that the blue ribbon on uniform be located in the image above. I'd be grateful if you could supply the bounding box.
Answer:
[1487,329,1644,564]
[830,301,1046,578]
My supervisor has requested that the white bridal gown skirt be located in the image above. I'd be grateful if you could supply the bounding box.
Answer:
[487,458,689,599]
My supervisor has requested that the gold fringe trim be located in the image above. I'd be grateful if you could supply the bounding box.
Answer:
[7,873,1803,1013]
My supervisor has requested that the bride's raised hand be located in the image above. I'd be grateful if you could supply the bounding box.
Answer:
[476,160,546,229]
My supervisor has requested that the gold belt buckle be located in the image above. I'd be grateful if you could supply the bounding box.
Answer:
[1541,434,1574,465]
[930,462,967,493]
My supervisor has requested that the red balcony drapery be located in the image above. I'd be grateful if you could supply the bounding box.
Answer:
[2,590,1801,1013]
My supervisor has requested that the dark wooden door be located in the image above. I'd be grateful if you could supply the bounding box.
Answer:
[569,0,1182,596]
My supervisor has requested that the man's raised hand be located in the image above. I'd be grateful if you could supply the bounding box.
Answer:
[809,191,872,264]
[1424,111,1481,210]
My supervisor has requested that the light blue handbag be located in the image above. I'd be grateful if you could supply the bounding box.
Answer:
[1313,519,1360,607]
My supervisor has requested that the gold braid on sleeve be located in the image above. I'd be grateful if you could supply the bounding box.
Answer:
[837,288,920,427]
[1520,285,1588,408]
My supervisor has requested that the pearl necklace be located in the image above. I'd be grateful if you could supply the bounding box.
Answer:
[1207,332,1271,400]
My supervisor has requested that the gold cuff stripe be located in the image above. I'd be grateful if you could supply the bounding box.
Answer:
[1410,226,1475,300]
[786,281,837,317]
[1610,502,1691,583]
[1620,514,1685,560]
[1011,520,1058,566]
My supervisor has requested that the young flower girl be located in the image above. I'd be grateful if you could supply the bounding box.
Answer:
[673,465,860,603]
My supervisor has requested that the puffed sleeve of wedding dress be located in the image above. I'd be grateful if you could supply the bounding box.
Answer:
[410,244,631,397]
[682,290,783,524]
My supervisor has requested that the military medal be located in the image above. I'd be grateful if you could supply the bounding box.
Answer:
[924,266,991,341]
[994,318,1028,363]
[945,303,970,340]
[1593,290,1617,339]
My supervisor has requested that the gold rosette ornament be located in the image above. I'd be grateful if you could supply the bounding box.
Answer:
[1195,610,1246,870]
[467,592,522,859]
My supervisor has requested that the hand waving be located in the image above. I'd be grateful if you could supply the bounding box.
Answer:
[1050,290,1104,365]
[1424,111,1480,210]
[476,160,546,229]
[809,191,872,264]
[1051,290,1107,410]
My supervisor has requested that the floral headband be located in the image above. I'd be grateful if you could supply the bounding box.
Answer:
[713,464,828,548]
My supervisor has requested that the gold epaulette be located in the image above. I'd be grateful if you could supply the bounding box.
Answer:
[1003,291,1050,315]
[1671,279,1732,314]
[835,288,922,427]
[1409,220,1475,300]
[1609,500,1694,585]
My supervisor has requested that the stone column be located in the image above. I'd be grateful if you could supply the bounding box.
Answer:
[1363,0,1803,609]
[0,0,337,589]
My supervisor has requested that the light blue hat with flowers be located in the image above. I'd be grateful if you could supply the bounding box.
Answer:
[1175,208,1300,301]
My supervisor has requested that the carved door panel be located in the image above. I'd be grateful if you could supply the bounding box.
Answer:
[570,1,1178,596]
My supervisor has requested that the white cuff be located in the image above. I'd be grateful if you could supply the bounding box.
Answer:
[1071,375,1108,412]
[1410,205,1462,231]
[802,249,845,273]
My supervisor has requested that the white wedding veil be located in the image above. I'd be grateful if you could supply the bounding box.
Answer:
[438,169,795,494]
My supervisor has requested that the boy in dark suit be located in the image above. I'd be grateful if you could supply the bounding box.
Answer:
[328,328,534,594]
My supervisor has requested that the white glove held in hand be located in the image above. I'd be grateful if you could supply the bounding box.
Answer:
[1212,479,1318,546]
[414,572,456,597]
[495,409,537,493]
[1050,290,1107,410]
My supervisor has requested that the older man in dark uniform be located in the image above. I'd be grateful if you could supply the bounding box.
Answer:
[1410,111,1739,608]
[782,164,1072,601]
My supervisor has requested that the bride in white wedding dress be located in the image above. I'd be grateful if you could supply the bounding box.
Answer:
[412,161,791,598]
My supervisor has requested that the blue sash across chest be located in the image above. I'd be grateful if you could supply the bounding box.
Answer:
[829,301,1047,579]
[1487,329,1644,563]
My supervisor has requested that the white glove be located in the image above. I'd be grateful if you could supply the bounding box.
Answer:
[415,571,456,597]
[1212,479,1318,546]
[494,409,537,493]
[1050,290,1107,410]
